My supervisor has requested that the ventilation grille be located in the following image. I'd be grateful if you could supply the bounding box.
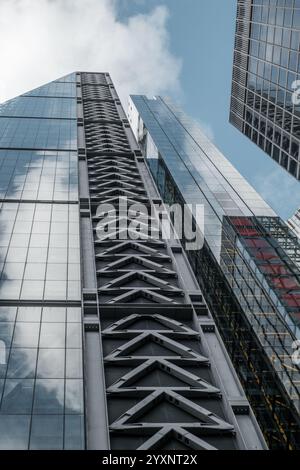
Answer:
[82,84,113,101]
[83,101,120,122]
[84,122,131,153]
[81,73,108,86]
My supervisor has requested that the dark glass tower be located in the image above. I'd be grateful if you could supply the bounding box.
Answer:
[129,94,300,449]
[0,73,265,450]
[230,0,300,180]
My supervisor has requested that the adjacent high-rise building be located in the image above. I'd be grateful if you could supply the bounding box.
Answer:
[0,73,265,450]
[287,208,300,239]
[128,94,300,449]
[230,0,300,180]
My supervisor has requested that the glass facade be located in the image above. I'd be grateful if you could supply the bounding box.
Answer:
[129,94,300,449]
[129,95,275,260]
[0,203,80,301]
[0,150,78,202]
[0,118,77,150]
[0,75,84,449]
[0,306,83,449]
[230,0,300,180]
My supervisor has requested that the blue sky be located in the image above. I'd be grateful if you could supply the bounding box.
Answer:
[0,0,298,219]
[118,0,300,220]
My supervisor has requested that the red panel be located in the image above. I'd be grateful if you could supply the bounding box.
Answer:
[282,293,300,307]
[249,247,279,261]
[260,265,290,275]
[230,217,254,227]
[271,277,300,290]
[244,238,270,249]
[236,228,261,237]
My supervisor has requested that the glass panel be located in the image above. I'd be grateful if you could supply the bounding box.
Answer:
[64,415,85,449]
[16,307,42,322]
[39,323,65,348]
[7,349,38,379]
[36,349,65,378]
[12,323,40,348]
[0,379,34,414]
[66,323,82,348]
[65,380,84,414]
[0,307,17,322]
[33,379,64,414]
[0,415,30,449]
[66,349,83,379]
[42,307,66,323]
[30,415,63,450]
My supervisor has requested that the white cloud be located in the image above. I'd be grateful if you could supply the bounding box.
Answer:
[0,0,181,106]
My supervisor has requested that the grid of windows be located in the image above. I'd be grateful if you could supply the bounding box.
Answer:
[0,150,78,202]
[0,97,77,120]
[0,118,77,150]
[0,203,80,301]
[0,306,84,450]
[0,75,83,448]
[231,0,300,179]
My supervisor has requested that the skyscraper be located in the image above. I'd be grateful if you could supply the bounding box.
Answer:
[0,73,265,450]
[128,94,300,449]
[230,0,300,180]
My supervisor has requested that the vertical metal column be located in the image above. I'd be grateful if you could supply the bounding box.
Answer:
[77,72,110,450]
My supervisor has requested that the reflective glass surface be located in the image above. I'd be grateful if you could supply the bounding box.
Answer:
[0,75,84,449]
[23,82,76,98]
[129,94,300,418]
[129,95,275,259]
[0,203,81,301]
[0,118,77,150]
[0,306,84,449]
[54,73,77,83]
[0,150,78,201]
[0,97,77,119]
[231,0,300,179]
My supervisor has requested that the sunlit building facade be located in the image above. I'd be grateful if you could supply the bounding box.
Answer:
[0,73,265,450]
[230,0,300,180]
[129,94,300,449]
